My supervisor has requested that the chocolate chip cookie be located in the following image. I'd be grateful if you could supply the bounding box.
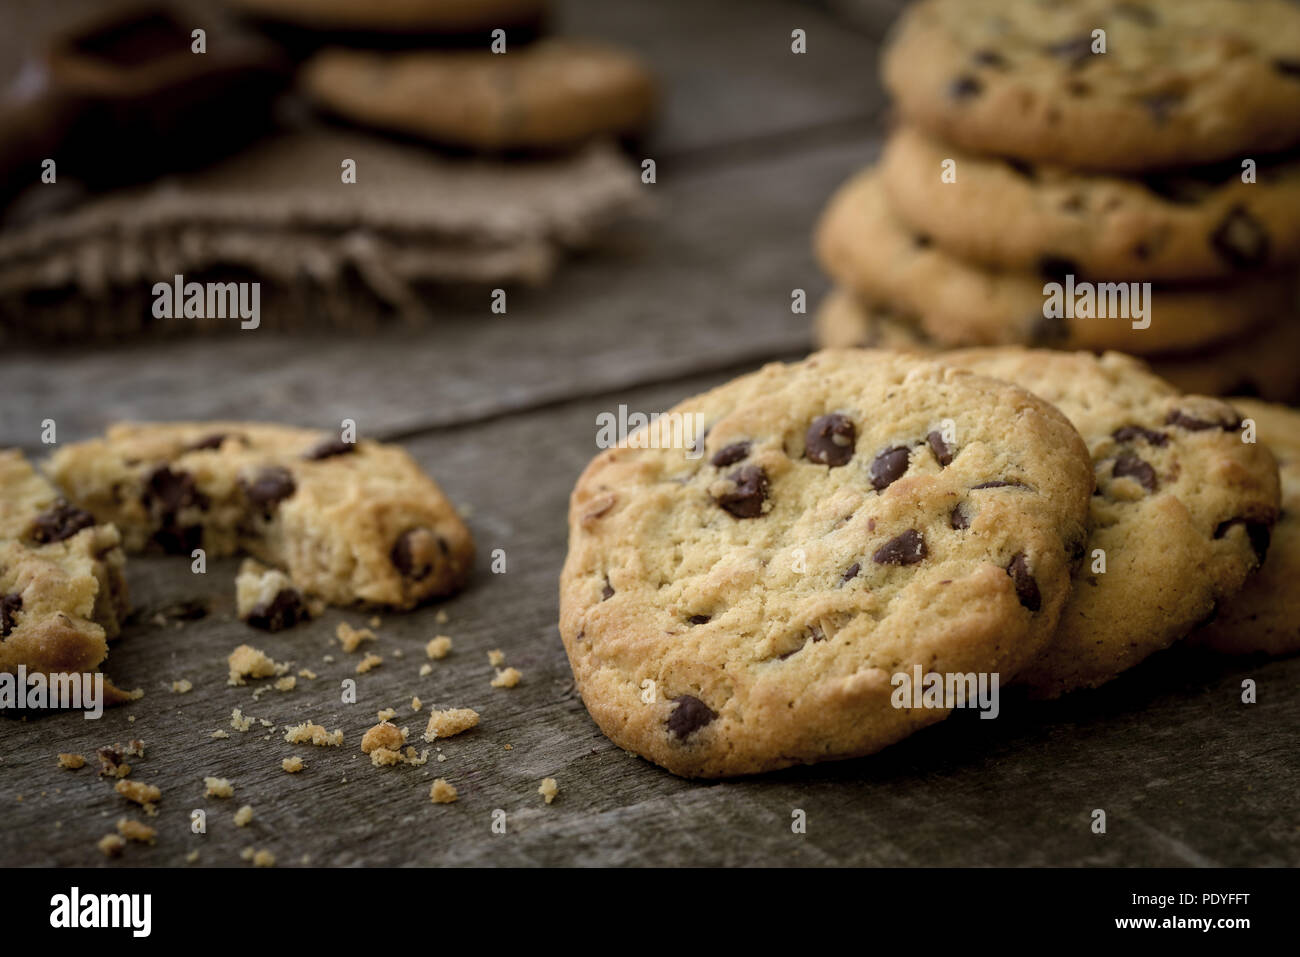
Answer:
[815,168,1290,354]
[0,450,135,703]
[881,126,1300,281]
[560,350,1095,777]
[301,39,655,151]
[1187,399,1300,657]
[939,350,1281,697]
[46,423,473,609]
[883,0,1300,172]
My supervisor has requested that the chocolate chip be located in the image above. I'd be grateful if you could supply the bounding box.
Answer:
[666,695,717,739]
[303,437,355,461]
[971,480,1024,489]
[716,465,769,519]
[805,414,856,467]
[1210,205,1270,269]
[1046,34,1095,66]
[972,48,1006,68]
[870,446,911,491]
[709,442,751,467]
[1273,58,1300,79]
[1038,255,1078,280]
[914,233,933,249]
[949,75,983,99]
[601,578,614,601]
[1112,425,1168,446]
[0,593,21,637]
[153,525,202,554]
[1166,409,1240,432]
[926,431,954,466]
[1140,91,1183,123]
[29,500,95,544]
[1214,518,1271,562]
[949,505,969,530]
[246,589,310,632]
[143,465,205,514]
[241,467,296,509]
[872,529,927,566]
[841,562,860,583]
[687,614,710,625]
[1006,553,1041,611]
[96,745,125,777]
[1029,311,1069,346]
[185,433,229,451]
[1112,453,1157,491]
[1005,158,1037,180]
[391,528,439,579]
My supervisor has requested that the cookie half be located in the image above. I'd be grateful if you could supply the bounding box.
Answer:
[47,423,473,609]
[561,350,1094,776]
[815,168,1291,354]
[883,0,1300,172]
[302,39,655,151]
[881,126,1300,281]
[939,350,1281,697]
[1187,399,1300,656]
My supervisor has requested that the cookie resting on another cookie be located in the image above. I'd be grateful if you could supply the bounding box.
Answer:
[561,350,1095,777]
[883,0,1300,172]
[46,423,473,610]
[0,450,137,703]
[939,350,1281,697]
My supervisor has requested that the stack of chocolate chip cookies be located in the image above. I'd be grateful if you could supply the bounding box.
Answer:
[559,348,1291,778]
[814,0,1300,401]
[229,0,656,153]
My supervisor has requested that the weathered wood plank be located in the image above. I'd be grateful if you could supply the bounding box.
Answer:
[2,371,1296,867]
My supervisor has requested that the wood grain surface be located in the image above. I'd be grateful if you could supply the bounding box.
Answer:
[1,0,1296,868]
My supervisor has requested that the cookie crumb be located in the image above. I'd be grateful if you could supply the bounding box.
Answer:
[227,644,287,686]
[425,635,452,659]
[116,818,156,844]
[97,833,126,858]
[186,849,200,863]
[429,779,458,804]
[284,723,344,747]
[418,664,433,677]
[538,778,559,805]
[230,708,254,732]
[336,622,376,653]
[491,667,522,689]
[234,805,254,827]
[361,721,406,754]
[171,679,193,694]
[115,779,161,811]
[243,847,275,867]
[57,753,85,770]
[356,652,382,674]
[435,609,448,624]
[368,616,382,629]
[96,745,129,778]
[411,696,422,712]
[275,676,296,692]
[423,708,480,742]
[282,756,305,773]
[377,707,397,722]
[125,740,145,758]
[204,776,235,799]
[298,669,317,680]
[211,730,230,740]
[487,649,505,666]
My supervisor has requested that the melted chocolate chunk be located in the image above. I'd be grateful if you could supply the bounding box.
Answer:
[687,614,710,625]
[1166,409,1240,432]
[303,437,356,461]
[805,414,856,467]
[1214,518,1271,562]
[949,74,983,99]
[709,442,751,467]
[391,528,439,579]
[841,561,860,584]
[246,589,309,632]
[1006,553,1041,611]
[666,695,717,739]
[926,430,954,467]
[1274,58,1300,79]
[241,466,296,509]
[1112,453,1157,491]
[1112,425,1168,446]
[1038,255,1078,280]
[185,433,229,451]
[949,505,969,530]
[144,465,205,514]
[29,500,95,544]
[0,593,21,637]
[1210,205,1269,269]
[716,465,769,519]
[870,446,911,491]
[872,529,927,566]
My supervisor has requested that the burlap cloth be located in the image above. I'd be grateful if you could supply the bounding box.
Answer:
[0,129,644,339]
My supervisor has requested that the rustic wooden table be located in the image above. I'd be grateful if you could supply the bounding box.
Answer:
[1,0,1296,868]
